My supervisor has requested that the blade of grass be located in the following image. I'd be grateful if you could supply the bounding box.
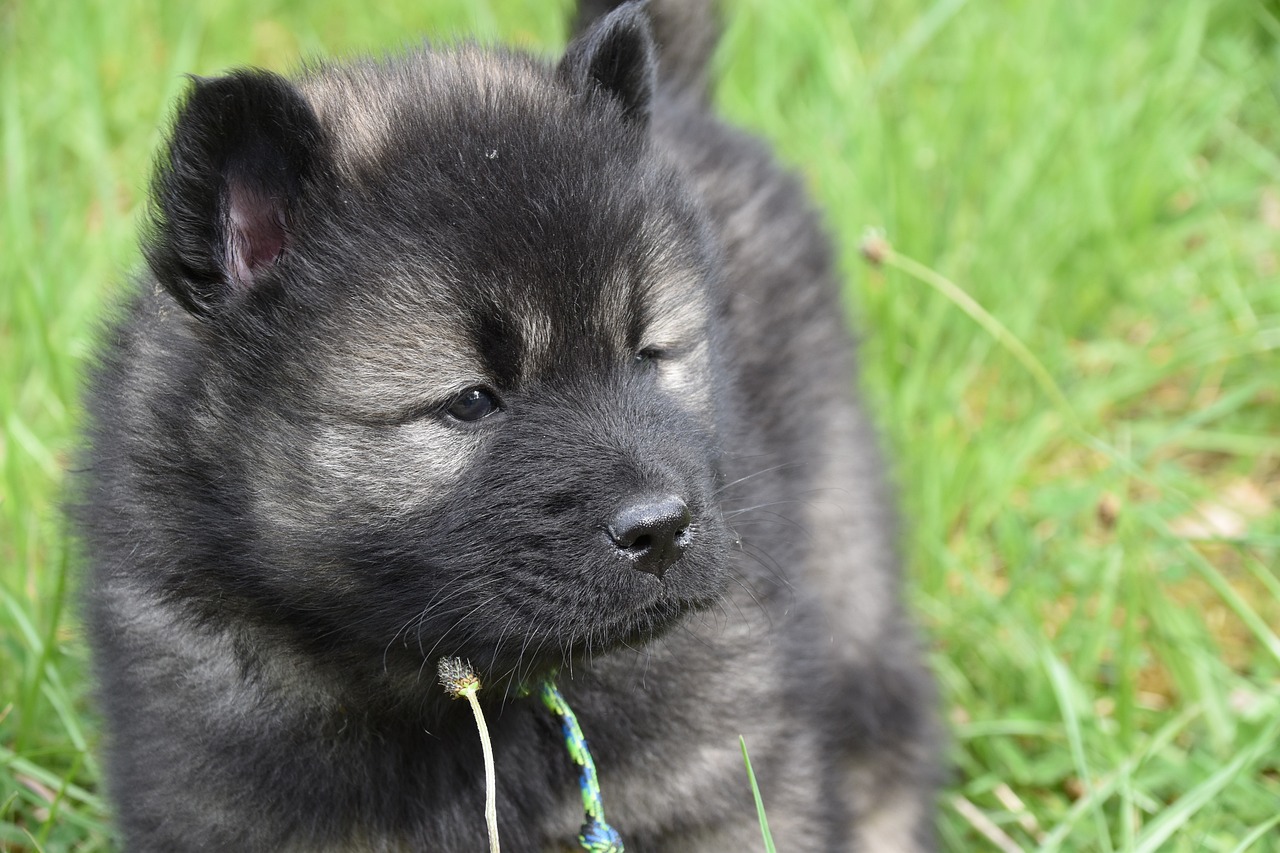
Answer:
[1037,705,1202,851]
[0,745,107,815]
[1132,715,1280,853]
[1154,519,1280,669]
[739,736,776,853]
[1227,813,1280,853]
[868,238,1080,426]
[869,0,972,89]
[1042,649,1113,853]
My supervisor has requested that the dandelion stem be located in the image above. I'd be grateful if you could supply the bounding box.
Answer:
[465,688,500,853]
[438,657,500,853]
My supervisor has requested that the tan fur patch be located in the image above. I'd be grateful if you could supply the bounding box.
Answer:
[300,46,558,175]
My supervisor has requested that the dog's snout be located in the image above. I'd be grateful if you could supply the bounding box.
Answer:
[606,495,691,579]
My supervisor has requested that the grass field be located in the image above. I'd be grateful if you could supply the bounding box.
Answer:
[3,0,1279,849]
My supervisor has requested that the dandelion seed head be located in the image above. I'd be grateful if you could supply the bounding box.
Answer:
[437,657,481,699]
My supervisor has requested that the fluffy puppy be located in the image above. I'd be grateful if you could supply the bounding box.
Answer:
[75,2,939,850]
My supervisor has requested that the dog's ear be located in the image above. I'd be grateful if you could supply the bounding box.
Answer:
[145,70,323,318]
[558,0,656,126]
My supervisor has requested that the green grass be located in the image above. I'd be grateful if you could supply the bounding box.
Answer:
[740,736,778,853]
[3,0,1279,849]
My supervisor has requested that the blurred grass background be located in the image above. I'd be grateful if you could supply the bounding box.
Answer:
[3,0,1279,849]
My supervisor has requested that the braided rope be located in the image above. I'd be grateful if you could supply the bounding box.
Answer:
[538,681,626,853]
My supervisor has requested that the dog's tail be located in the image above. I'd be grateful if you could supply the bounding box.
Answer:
[571,0,719,103]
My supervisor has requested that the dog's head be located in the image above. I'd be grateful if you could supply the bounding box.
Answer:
[143,5,733,689]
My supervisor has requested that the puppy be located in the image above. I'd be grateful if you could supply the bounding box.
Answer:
[75,1,939,849]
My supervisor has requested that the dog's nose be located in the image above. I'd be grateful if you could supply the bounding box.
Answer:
[606,495,691,579]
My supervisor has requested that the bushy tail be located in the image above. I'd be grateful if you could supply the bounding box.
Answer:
[572,0,719,102]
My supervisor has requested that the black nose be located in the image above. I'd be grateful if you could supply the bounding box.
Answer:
[606,495,691,579]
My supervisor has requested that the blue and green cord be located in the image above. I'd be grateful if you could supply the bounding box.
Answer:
[538,680,625,853]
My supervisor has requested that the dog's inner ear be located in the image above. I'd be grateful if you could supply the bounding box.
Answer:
[146,71,322,318]
[226,173,288,290]
[558,1,656,126]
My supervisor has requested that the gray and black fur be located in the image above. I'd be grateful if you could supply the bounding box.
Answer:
[75,2,939,850]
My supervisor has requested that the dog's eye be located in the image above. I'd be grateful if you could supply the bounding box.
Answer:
[446,387,501,422]
[635,347,666,365]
